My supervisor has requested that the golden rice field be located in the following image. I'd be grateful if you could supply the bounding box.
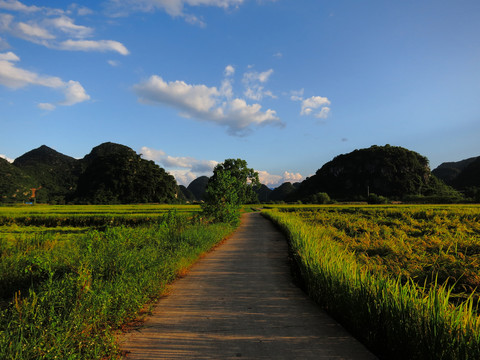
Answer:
[264,204,480,360]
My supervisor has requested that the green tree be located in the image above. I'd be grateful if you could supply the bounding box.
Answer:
[202,159,259,224]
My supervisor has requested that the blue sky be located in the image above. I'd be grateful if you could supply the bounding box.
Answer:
[1,0,479,187]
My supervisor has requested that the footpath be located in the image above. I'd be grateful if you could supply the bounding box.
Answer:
[120,212,377,359]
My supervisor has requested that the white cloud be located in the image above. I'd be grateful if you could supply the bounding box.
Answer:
[0,50,18,60]
[59,80,90,105]
[58,39,129,55]
[282,171,304,183]
[16,21,54,40]
[291,91,332,119]
[107,59,119,67]
[140,146,219,185]
[256,170,282,186]
[0,2,129,55]
[0,153,14,162]
[37,102,55,110]
[301,95,331,118]
[47,16,93,38]
[0,0,41,12]
[290,88,304,101]
[141,146,218,172]
[0,52,63,88]
[106,0,244,25]
[243,68,273,83]
[140,146,304,187]
[168,170,198,187]
[257,170,304,187]
[0,51,90,107]
[134,72,282,136]
[224,64,235,77]
[301,96,330,115]
[67,4,93,16]
[242,68,276,101]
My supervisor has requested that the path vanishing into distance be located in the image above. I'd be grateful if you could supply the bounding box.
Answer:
[120,212,377,359]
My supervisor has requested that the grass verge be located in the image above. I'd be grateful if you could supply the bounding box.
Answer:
[0,210,233,359]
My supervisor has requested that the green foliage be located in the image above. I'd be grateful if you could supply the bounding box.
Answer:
[202,159,259,224]
[0,143,180,205]
[0,206,233,359]
[0,158,35,203]
[367,193,389,204]
[12,145,80,204]
[296,144,460,202]
[311,192,331,204]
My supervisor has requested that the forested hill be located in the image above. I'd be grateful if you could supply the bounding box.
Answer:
[294,145,460,202]
[432,156,480,186]
[1,143,179,204]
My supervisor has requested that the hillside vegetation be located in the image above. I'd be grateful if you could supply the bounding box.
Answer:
[295,145,462,203]
[1,143,477,204]
[1,143,179,204]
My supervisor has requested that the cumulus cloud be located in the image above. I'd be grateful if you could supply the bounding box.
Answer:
[140,146,304,188]
[168,170,199,187]
[256,170,304,187]
[0,2,129,55]
[0,51,90,107]
[140,146,219,186]
[134,69,282,136]
[291,90,332,119]
[301,96,330,116]
[60,80,90,105]
[242,68,276,101]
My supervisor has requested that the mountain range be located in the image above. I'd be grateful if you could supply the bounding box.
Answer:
[1,143,478,204]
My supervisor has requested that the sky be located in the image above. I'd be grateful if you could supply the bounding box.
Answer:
[0,0,479,187]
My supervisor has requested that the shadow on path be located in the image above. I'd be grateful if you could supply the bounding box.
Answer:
[120,212,377,359]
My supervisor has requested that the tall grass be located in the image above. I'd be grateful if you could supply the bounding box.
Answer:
[0,209,233,359]
[264,208,480,359]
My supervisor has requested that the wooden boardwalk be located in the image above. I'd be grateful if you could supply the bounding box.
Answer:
[120,212,377,359]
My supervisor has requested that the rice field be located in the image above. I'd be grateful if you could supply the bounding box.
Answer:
[0,204,232,359]
[263,204,480,359]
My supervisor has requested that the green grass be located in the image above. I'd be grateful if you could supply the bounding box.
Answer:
[0,205,233,359]
[264,205,480,360]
